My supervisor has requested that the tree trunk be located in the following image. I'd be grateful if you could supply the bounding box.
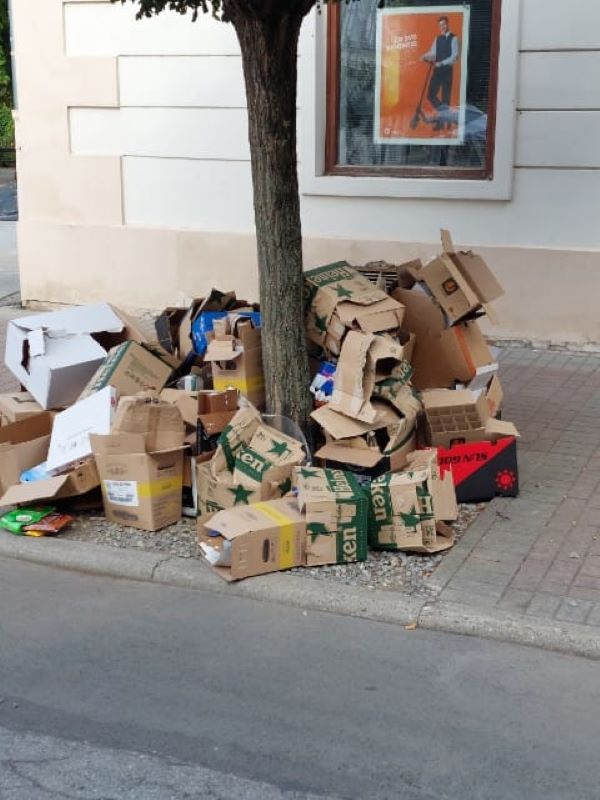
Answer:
[231,10,311,429]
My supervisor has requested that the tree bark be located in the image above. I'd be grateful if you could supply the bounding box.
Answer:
[230,8,312,429]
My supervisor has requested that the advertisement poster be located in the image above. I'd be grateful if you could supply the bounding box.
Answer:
[374,5,470,145]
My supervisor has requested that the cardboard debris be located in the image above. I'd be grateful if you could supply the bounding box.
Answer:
[305,262,405,356]
[369,449,457,554]
[79,341,175,400]
[204,315,265,409]
[198,496,306,581]
[0,459,99,507]
[0,392,44,425]
[0,412,53,496]
[293,466,369,566]
[438,436,519,502]
[406,231,503,325]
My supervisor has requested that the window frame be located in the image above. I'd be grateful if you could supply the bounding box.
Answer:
[298,0,521,200]
[325,0,502,180]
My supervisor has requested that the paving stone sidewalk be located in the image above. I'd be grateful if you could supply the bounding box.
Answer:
[2,303,600,635]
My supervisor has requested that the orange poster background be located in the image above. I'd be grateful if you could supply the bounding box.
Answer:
[378,10,465,142]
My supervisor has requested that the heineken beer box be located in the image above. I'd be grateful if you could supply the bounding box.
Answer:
[304,262,405,356]
[369,450,458,554]
[293,466,369,567]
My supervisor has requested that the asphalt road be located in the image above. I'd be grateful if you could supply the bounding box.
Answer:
[1,557,599,800]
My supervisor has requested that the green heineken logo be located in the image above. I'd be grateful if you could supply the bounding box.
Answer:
[334,284,353,299]
[235,447,272,484]
[228,484,254,505]
[400,506,421,530]
[308,522,329,543]
[314,313,328,335]
[277,477,292,495]
[268,440,290,458]
[300,468,319,479]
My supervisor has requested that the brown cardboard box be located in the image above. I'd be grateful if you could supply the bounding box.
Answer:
[160,388,239,454]
[0,413,53,495]
[422,388,517,448]
[198,496,306,581]
[369,449,457,554]
[293,466,369,567]
[91,433,184,531]
[0,459,99,507]
[112,395,186,453]
[79,341,175,400]
[204,316,265,409]
[304,262,405,356]
[393,288,496,390]
[196,460,292,516]
[407,230,504,325]
[0,392,43,425]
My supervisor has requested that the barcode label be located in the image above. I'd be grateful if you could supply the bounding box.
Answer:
[104,480,139,507]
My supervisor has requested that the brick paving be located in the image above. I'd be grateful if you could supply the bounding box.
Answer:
[2,302,600,634]
[434,346,600,630]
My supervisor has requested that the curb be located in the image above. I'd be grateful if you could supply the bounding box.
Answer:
[1,533,598,661]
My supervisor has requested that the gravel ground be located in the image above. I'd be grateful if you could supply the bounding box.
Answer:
[59,502,484,596]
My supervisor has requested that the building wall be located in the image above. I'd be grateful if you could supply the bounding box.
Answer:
[12,0,600,344]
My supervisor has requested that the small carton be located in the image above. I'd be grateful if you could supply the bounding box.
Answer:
[4,303,126,409]
[0,412,53,495]
[204,316,264,409]
[79,341,175,400]
[407,230,503,325]
[198,496,306,581]
[293,466,369,566]
[304,262,405,356]
[329,331,413,424]
[232,424,305,488]
[0,392,44,425]
[196,460,292,516]
[422,388,516,448]
[369,449,457,554]
[437,434,519,502]
[46,387,117,476]
[393,288,496,390]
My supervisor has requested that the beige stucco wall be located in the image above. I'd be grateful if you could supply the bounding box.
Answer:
[12,0,600,345]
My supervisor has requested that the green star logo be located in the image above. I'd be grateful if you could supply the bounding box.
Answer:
[308,522,329,543]
[300,468,319,479]
[268,440,290,458]
[334,284,353,299]
[314,313,328,335]
[277,478,292,495]
[228,484,254,505]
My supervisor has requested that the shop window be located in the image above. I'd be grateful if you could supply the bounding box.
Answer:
[326,0,501,179]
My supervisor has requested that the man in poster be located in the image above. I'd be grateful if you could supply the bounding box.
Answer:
[421,15,459,129]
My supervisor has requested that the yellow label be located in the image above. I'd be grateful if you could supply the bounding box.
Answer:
[137,477,183,499]
[213,375,265,393]
[254,502,296,570]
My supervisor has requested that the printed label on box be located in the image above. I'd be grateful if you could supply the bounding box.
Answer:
[104,480,139,507]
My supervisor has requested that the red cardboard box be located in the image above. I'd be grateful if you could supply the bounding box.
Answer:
[437,437,519,503]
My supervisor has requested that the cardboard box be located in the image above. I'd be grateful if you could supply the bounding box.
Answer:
[0,412,53,495]
[0,459,99,507]
[329,331,413,424]
[198,496,306,581]
[232,423,306,489]
[196,459,292,516]
[91,433,184,531]
[437,436,519,502]
[4,303,126,409]
[155,307,188,355]
[112,395,186,453]
[422,388,517,448]
[46,387,117,476]
[407,230,503,325]
[204,316,265,409]
[197,389,239,453]
[79,341,175,400]
[293,466,369,566]
[393,288,496,390]
[369,449,457,554]
[0,392,44,425]
[304,262,405,356]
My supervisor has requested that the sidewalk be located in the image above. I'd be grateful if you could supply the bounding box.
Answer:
[1,302,600,652]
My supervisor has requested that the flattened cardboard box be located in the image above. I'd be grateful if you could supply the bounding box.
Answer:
[369,450,457,554]
[0,459,99,507]
[79,341,174,400]
[293,466,369,566]
[91,433,184,532]
[0,412,53,496]
[198,496,306,581]
[407,230,503,325]
[205,318,265,410]
[0,392,43,425]
[304,262,405,356]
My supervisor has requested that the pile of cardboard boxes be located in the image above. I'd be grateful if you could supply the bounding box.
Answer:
[0,229,519,581]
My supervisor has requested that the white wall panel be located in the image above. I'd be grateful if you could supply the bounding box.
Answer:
[70,107,250,160]
[519,52,600,109]
[119,56,246,107]
[64,2,240,56]
[122,156,254,231]
[516,111,600,167]
[521,0,600,50]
